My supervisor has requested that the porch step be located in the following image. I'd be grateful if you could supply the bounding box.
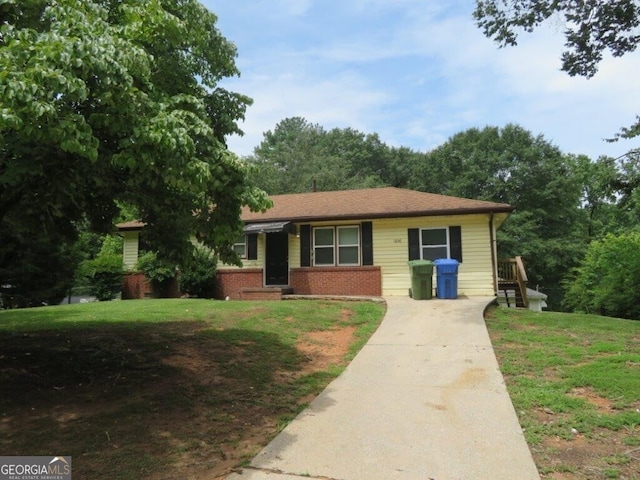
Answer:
[240,287,294,301]
[498,282,527,308]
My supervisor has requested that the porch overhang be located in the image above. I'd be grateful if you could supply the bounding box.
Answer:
[243,221,296,235]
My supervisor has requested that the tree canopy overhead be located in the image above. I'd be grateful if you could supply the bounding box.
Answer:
[473,0,640,144]
[0,0,269,267]
[473,0,640,78]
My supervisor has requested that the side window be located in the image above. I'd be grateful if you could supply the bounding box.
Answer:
[233,235,247,258]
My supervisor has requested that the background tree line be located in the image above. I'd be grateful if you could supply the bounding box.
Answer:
[246,117,640,316]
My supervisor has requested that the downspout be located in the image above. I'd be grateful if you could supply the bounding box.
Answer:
[489,213,498,296]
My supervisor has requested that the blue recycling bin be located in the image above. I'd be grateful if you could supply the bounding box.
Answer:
[434,258,459,299]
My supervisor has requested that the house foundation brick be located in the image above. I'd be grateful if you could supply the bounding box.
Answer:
[122,272,180,299]
[122,273,153,299]
[290,266,382,297]
[240,288,283,301]
[214,266,381,299]
[215,269,263,300]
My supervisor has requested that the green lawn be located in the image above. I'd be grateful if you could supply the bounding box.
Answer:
[5,299,639,479]
[0,298,385,479]
[0,298,382,350]
[486,305,640,479]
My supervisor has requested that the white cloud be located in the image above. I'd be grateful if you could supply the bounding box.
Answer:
[225,69,391,156]
[208,0,639,160]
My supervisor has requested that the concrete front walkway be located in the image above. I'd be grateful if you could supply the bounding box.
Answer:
[227,296,540,480]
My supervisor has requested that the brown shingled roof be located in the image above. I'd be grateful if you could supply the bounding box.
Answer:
[241,187,513,223]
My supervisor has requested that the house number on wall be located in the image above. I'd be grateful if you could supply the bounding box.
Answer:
[394,239,402,244]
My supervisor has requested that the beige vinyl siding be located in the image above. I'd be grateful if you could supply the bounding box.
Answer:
[217,234,265,270]
[372,214,495,297]
[289,233,301,269]
[122,231,140,270]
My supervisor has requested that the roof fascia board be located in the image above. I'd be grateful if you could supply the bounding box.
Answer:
[244,207,515,224]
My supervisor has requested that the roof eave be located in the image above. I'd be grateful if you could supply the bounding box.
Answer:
[243,206,515,224]
[116,221,147,232]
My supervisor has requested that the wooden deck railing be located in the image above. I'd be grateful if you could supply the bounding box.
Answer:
[497,256,528,308]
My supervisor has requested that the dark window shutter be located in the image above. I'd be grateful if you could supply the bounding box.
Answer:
[449,226,462,263]
[361,221,373,265]
[247,234,258,260]
[408,228,420,260]
[300,224,311,267]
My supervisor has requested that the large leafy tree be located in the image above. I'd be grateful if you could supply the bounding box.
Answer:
[473,0,640,143]
[0,0,269,274]
[571,154,625,240]
[611,150,640,218]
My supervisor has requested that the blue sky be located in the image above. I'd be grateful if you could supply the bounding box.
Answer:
[204,0,639,160]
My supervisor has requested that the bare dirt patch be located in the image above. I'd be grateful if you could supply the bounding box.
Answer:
[535,429,640,480]
[568,387,614,413]
[297,325,356,373]
[517,400,640,478]
[531,389,640,478]
[0,322,357,479]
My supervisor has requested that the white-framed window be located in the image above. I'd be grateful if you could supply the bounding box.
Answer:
[313,227,335,265]
[233,235,247,258]
[421,228,449,261]
[313,226,360,266]
[337,226,360,265]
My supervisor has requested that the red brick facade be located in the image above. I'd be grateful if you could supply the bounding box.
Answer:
[215,266,382,299]
[215,267,382,300]
[290,266,382,296]
[124,267,382,300]
[122,273,153,299]
[122,273,180,299]
[214,269,263,300]
[239,288,284,301]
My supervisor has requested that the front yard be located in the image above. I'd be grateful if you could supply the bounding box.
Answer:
[486,306,640,479]
[3,299,639,479]
[0,299,385,479]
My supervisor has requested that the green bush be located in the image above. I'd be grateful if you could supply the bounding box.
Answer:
[80,252,123,301]
[179,247,217,298]
[99,234,123,256]
[136,251,176,297]
[563,232,640,319]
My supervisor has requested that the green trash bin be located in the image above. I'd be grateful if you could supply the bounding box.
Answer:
[408,260,434,300]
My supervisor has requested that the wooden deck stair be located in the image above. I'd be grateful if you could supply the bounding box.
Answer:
[497,257,529,308]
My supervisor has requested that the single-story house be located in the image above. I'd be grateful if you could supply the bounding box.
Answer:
[118,187,517,300]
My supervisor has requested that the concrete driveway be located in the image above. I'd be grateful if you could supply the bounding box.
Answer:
[227,296,540,480]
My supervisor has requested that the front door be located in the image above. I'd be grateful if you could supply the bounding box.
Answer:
[265,231,289,286]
